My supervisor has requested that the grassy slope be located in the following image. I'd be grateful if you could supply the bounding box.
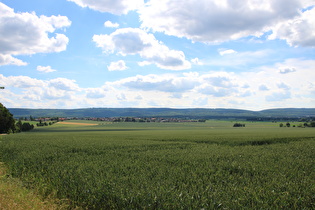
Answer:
[0,121,314,209]
[0,137,67,209]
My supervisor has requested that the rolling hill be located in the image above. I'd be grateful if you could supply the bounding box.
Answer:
[8,108,315,119]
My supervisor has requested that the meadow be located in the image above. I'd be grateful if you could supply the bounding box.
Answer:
[0,120,314,209]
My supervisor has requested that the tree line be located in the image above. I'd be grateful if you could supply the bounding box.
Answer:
[279,122,315,127]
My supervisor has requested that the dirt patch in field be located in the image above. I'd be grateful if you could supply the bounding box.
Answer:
[58,122,98,126]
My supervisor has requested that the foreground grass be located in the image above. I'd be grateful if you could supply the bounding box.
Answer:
[0,162,67,209]
[0,121,314,209]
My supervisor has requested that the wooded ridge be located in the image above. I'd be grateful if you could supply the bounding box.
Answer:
[8,108,315,119]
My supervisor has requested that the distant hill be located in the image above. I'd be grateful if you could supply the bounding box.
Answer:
[8,108,315,119]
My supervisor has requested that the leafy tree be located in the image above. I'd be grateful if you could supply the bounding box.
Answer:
[21,122,34,131]
[279,123,284,127]
[16,119,23,132]
[304,121,315,127]
[0,103,16,134]
[286,122,291,127]
[233,123,245,127]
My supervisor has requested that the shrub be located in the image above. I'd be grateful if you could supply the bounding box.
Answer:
[233,123,245,127]
[21,123,34,132]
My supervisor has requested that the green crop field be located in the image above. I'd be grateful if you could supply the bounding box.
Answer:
[0,121,314,209]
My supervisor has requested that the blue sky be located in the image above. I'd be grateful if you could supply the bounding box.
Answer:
[0,0,314,110]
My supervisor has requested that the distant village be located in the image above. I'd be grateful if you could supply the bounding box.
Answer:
[22,116,207,123]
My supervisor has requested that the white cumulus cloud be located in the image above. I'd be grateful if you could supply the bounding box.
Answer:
[0,54,27,66]
[191,58,203,65]
[219,49,237,56]
[67,0,144,15]
[104,21,119,28]
[37,66,57,73]
[107,60,128,71]
[0,3,71,65]
[269,6,315,47]
[93,28,191,70]
[4,75,45,88]
[139,0,310,44]
[49,78,80,91]
[117,74,200,93]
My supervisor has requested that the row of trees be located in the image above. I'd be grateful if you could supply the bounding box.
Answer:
[37,120,56,127]
[279,122,291,127]
[280,122,315,127]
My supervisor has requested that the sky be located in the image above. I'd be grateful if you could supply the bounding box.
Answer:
[0,0,315,110]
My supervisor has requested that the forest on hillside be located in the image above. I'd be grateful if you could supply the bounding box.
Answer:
[8,108,315,120]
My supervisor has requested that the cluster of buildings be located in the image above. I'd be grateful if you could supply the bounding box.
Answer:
[28,116,206,123]
[81,117,205,123]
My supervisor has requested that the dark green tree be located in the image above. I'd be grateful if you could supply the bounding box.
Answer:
[21,122,34,131]
[233,123,245,127]
[16,119,23,132]
[0,103,16,134]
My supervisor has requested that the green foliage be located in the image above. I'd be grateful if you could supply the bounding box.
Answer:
[233,123,245,127]
[0,103,16,134]
[16,120,23,132]
[0,121,314,209]
[16,120,35,132]
[36,121,56,127]
[303,121,315,127]
[21,123,34,132]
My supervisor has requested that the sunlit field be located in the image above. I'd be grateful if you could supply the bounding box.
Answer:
[0,121,314,209]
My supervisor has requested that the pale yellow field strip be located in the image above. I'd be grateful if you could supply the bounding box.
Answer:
[57,122,98,126]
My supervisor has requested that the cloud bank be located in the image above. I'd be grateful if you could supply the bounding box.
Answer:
[1,59,314,110]
[139,0,314,46]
